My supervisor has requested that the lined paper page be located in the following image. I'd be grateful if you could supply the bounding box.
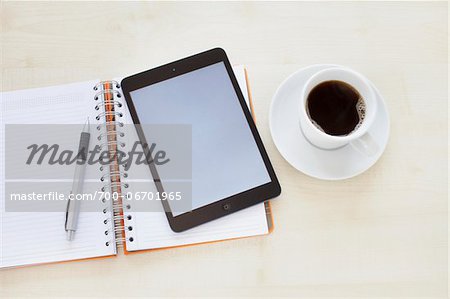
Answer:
[118,66,269,252]
[0,80,116,268]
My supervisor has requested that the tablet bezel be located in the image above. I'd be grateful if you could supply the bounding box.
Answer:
[121,48,281,232]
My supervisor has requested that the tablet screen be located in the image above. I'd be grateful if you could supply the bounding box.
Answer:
[129,62,271,216]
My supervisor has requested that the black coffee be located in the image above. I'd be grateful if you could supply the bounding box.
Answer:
[306,80,365,136]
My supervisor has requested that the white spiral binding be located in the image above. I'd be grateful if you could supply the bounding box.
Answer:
[93,80,134,249]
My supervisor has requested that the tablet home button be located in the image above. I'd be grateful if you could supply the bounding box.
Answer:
[222,203,231,211]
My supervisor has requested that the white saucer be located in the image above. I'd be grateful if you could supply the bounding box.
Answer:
[269,64,390,180]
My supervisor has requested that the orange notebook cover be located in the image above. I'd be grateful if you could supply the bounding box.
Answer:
[0,66,273,269]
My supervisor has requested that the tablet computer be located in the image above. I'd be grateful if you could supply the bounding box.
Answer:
[121,48,281,232]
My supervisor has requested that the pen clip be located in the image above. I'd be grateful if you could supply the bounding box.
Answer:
[64,191,72,231]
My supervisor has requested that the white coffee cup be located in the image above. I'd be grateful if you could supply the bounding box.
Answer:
[299,66,378,155]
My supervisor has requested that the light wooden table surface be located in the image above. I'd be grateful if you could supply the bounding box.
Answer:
[0,2,447,298]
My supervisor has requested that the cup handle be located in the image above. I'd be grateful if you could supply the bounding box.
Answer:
[350,132,378,156]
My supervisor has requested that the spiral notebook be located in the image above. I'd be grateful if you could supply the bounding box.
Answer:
[0,66,273,269]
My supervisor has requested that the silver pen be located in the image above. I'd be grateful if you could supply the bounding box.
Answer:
[65,118,90,241]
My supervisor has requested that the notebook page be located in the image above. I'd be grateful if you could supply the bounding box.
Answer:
[117,66,269,252]
[0,80,116,268]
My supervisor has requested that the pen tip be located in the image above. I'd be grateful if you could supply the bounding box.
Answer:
[67,230,74,241]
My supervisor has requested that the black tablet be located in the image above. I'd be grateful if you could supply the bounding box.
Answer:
[121,48,281,232]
